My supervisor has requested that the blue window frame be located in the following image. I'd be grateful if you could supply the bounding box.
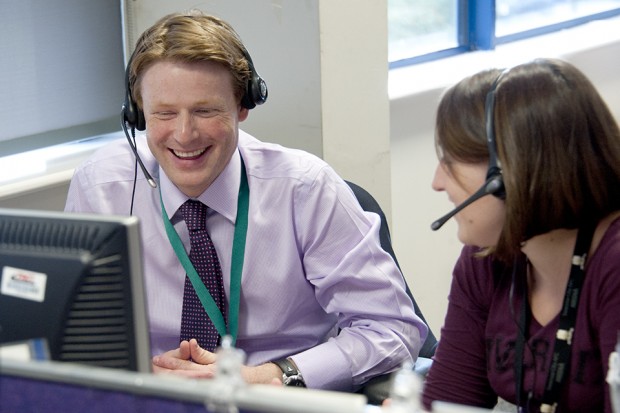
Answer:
[389,0,620,69]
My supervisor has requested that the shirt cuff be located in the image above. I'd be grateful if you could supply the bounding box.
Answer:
[289,339,353,391]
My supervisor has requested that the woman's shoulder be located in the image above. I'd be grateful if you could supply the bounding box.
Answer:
[585,213,620,308]
[592,211,620,247]
[450,245,512,309]
[591,212,620,265]
[454,245,511,281]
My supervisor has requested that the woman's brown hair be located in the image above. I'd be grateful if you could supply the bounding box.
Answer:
[436,58,620,262]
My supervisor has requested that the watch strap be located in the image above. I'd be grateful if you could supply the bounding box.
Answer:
[272,358,306,387]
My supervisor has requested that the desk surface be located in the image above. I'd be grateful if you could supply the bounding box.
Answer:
[0,358,369,413]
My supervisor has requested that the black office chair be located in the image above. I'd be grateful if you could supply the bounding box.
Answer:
[346,180,437,404]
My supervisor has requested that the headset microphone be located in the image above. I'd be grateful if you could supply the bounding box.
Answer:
[430,174,503,231]
[430,70,508,231]
[121,47,157,189]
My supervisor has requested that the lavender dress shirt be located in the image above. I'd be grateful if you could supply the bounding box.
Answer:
[64,130,426,391]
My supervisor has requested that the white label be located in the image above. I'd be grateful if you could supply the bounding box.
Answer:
[0,342,33,361]
[1,266,47,302]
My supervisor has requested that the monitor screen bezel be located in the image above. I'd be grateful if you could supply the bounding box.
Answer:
[0,207,151,373]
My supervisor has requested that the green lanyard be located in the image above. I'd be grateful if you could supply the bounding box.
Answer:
[159,158,249,345]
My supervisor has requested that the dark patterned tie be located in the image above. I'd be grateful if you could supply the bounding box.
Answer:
[178,200,227,352]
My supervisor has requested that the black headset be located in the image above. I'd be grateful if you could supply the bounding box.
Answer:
[239,48,269,110]
[431,70,507,231]
[482,70,507,200]
[121,46,268,132]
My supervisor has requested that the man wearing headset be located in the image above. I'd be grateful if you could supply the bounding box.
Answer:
[65,11,426,391]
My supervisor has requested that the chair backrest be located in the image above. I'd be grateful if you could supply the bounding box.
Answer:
[345,181,438,358]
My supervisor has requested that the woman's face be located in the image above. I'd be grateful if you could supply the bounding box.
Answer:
[432,158,505,247]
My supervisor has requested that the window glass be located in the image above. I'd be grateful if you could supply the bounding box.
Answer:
[0,0,124,157]
[389,0,620,66]
[388,0,459,63]
[496,0,620,37]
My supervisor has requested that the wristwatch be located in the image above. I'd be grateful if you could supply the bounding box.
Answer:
[272,357,306,387]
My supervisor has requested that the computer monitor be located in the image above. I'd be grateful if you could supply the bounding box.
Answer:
[0,208,151,373]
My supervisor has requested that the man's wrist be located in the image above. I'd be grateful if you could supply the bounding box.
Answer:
[272,357,306,387]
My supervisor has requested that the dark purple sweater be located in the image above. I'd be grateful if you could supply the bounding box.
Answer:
[423,218,620,412]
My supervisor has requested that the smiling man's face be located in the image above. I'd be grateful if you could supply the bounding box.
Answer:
[141,60,248,197]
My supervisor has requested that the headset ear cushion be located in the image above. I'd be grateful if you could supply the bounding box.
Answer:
[122,95,146,131]
[251,75,268,107]
[135,105,146,131]
[241,73,267,109]
[240,45,268,110]
[240,87,255,109]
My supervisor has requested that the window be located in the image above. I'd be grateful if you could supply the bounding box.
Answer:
[496,0,620,39]
[0,0,125,158]
[388,0,620,68]
[388,0,459,63]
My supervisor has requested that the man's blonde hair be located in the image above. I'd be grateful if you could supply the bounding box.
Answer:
[128,10,251,109]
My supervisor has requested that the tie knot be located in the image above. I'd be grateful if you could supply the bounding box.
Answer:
[179,200,208,232]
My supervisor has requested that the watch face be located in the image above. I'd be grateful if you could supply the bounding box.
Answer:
[274,358,306,387]
[284,376,306,387]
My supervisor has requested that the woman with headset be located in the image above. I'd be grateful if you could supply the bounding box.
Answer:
[424,58,620,412]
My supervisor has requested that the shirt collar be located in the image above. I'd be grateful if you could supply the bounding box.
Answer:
[160,149,241,225]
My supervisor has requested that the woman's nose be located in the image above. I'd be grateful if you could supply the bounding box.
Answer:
[431,163,446,192]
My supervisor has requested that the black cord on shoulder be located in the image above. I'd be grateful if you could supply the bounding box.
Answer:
[129,128,139,216]
[509,257,536,412]
[508,258,526,335]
